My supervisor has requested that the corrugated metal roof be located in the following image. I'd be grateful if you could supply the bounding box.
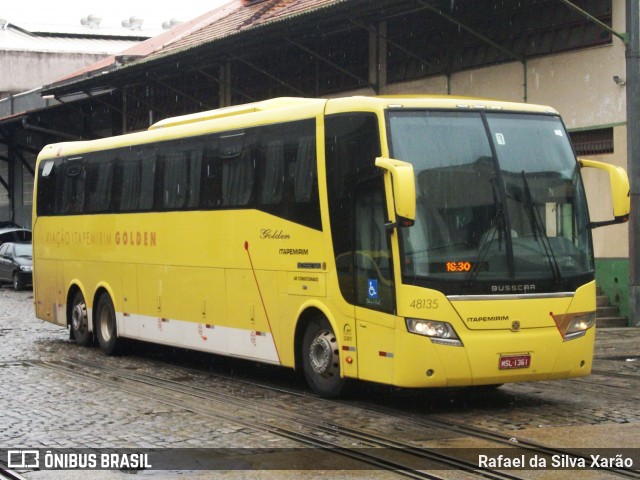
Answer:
[44,0,348,91]
[161,0,343,56]
[8,22,156,39]
[0,24,140,55]
[51,1,244,83]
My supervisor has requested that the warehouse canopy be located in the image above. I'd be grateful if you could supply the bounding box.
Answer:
[0,0,623,227]
[40,0,614,111]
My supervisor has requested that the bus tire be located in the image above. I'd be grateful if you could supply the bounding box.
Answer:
[301,316,345,398]
[95,293,120,355]
[70,290,92,347]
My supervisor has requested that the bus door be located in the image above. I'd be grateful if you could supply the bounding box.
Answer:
[353,177,397,384]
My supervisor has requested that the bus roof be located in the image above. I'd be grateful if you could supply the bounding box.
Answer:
[323,95,558,115]
[148,95,559,130]
[148,97,326,130]
[149,95,559,130]
[37,95,559,160]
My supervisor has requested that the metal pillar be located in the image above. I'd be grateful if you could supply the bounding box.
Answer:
[627,0,640,326]
[7,139,15,224]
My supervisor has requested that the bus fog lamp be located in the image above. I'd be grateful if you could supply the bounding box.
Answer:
[406,318,462,346]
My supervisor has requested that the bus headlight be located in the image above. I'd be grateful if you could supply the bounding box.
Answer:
[405,318,463,346]
[563,312,596,340]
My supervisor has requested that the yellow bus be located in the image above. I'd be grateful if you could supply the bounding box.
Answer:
[33,96,630,397]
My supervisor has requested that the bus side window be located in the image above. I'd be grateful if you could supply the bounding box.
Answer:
[117,157,142,211]
[157,139,204,210]
[255,119,320,230]
[201,146,223,208]
[62,158,85,214]
[290,133,320,230]
[37,160,58,216]
[138,149,156,211]
[186,146,202,209]
[159,150,189,209]
[293,135,316,203]
[221,136,255,207]
[85,155,114,213]
[260,139,285,205]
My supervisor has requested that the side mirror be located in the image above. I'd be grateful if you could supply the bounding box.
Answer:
[375,157,416,228]
[579,158,630,228]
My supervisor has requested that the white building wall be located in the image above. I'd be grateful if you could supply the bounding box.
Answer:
[0,51,109,93]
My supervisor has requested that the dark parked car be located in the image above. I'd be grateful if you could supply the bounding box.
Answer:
[0,242,33,290]
[0,227,32,246]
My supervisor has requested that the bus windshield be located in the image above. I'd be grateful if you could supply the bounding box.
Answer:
[389,110,593,295]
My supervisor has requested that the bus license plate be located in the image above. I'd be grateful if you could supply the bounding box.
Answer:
[499,354,531,370]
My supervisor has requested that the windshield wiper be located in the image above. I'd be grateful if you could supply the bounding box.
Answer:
[521,171,562,285]
[465,178,504,287]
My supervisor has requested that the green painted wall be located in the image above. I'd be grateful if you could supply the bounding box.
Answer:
[594,258,630,321]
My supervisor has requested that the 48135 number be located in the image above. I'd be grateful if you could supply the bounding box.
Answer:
[410,299,439,309]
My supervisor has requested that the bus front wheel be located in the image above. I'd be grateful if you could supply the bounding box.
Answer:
[70,291,92,347]
[95,293,120,355]
[302,316,345,398]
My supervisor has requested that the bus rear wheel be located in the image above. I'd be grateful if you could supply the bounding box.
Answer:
[302,316,345,398]
[95,293,120,355]
[70,291,92,347]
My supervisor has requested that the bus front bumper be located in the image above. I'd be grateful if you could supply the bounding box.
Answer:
[389,326,595,388]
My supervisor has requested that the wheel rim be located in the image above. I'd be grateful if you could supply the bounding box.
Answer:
[72,303,87,334]
[99,305,112,342]
[309,330,339,378]
[13,274,18,289]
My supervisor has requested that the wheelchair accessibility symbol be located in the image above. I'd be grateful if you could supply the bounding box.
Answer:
[368,279,378,299]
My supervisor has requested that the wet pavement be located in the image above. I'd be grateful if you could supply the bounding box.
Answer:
[0,286,638,479]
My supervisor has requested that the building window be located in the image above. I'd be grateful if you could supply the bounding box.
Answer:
[570,127,613,156]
